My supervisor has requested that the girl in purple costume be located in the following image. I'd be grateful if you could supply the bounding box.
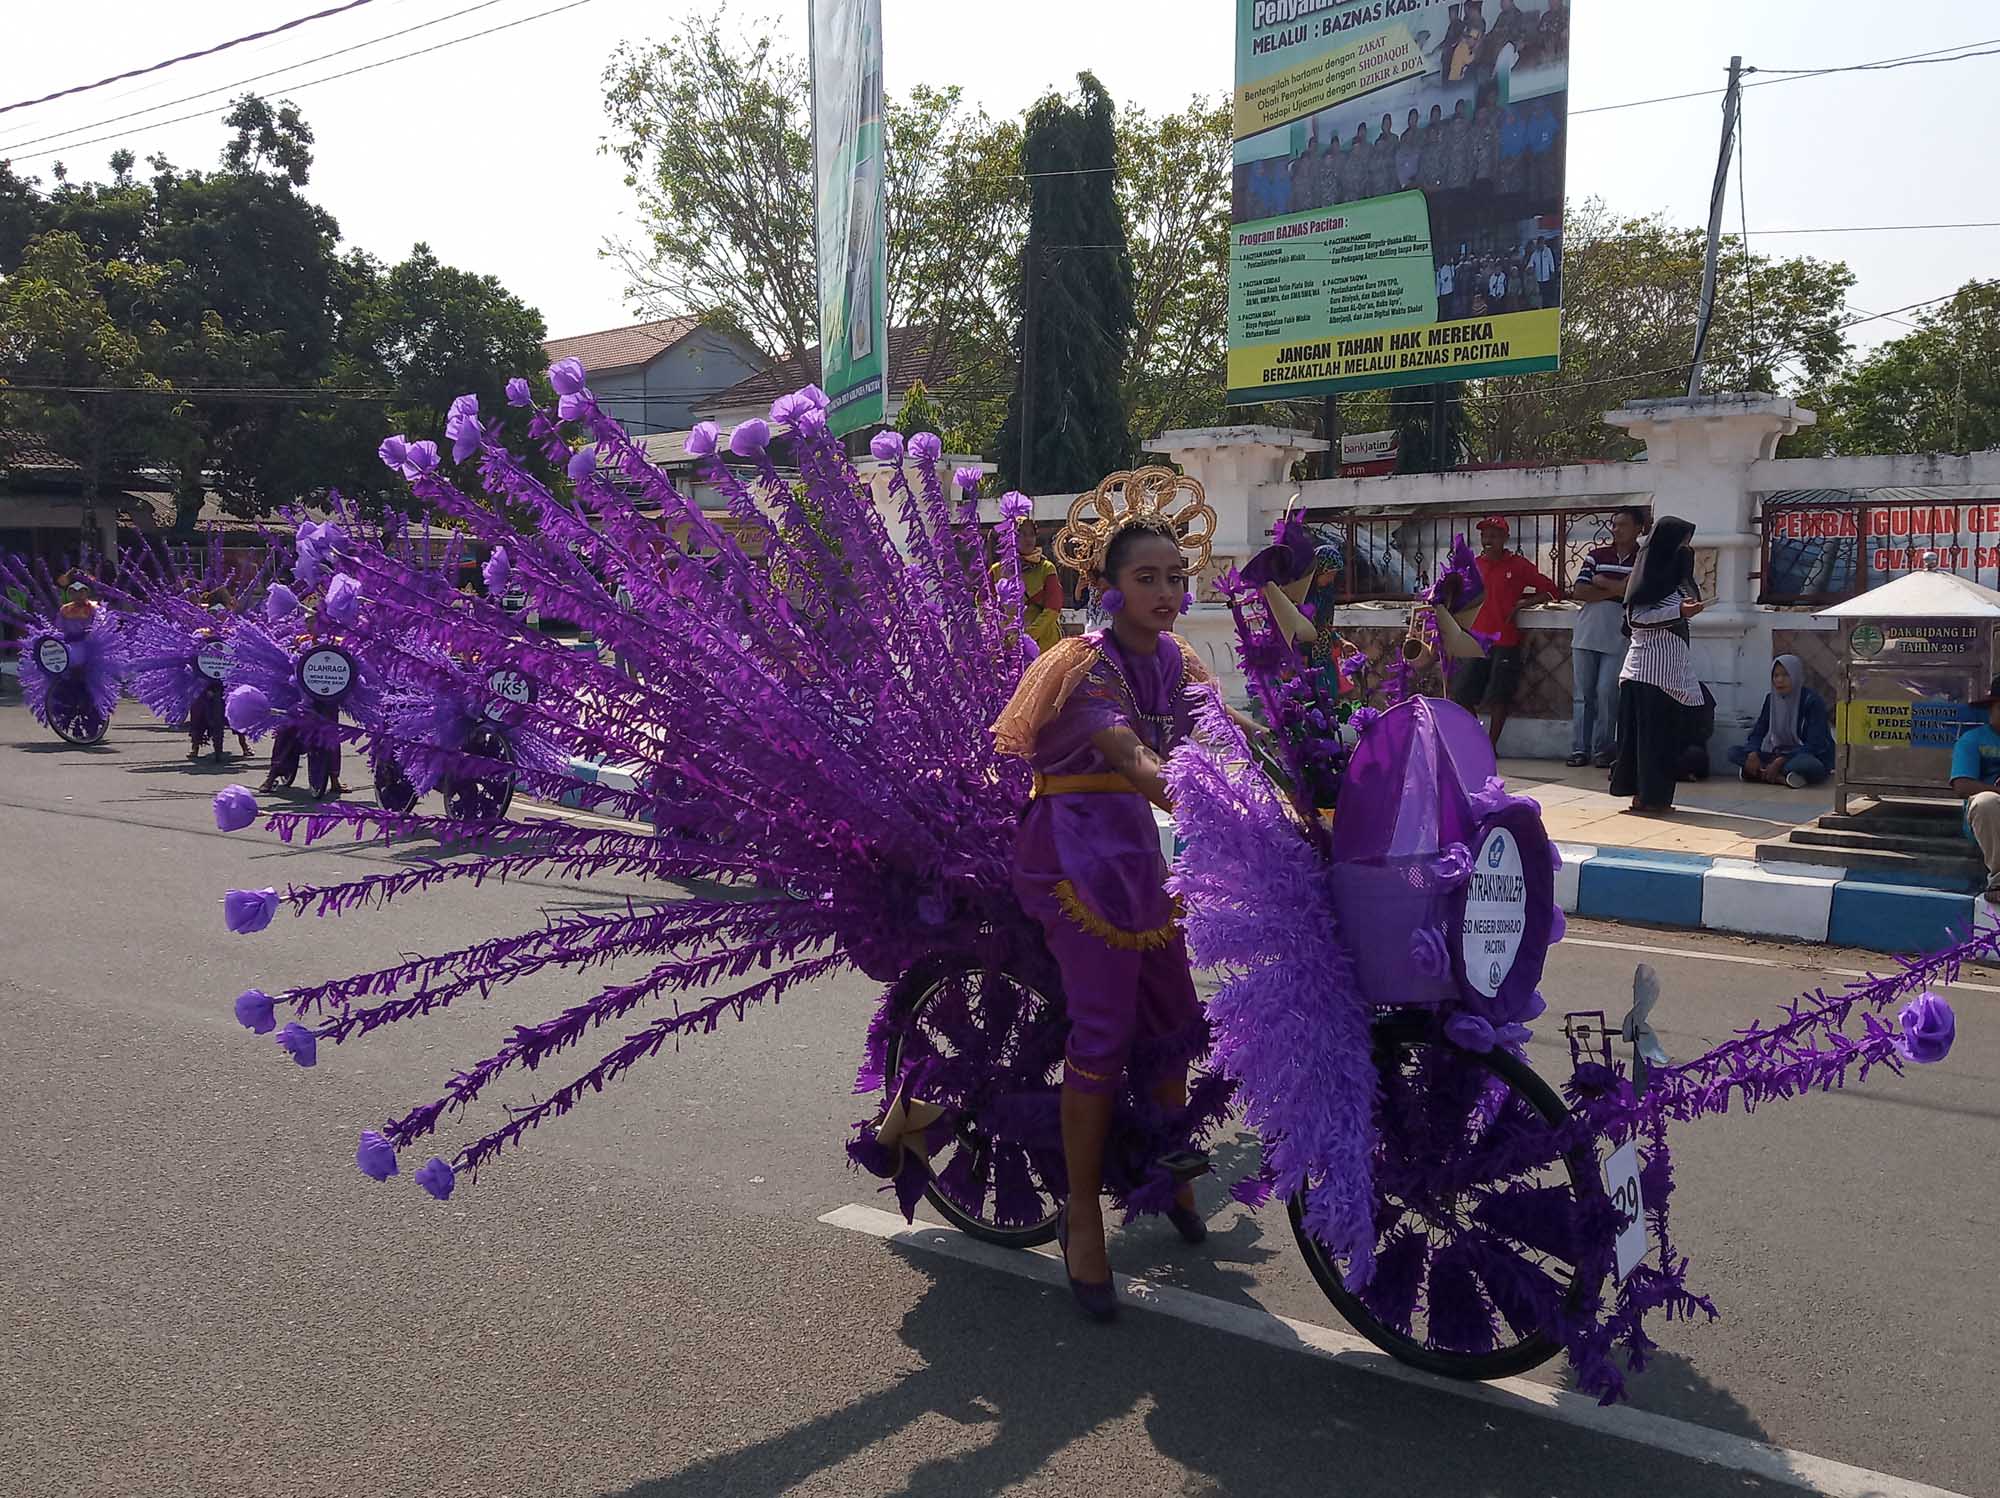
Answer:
[992,513,1214,1318]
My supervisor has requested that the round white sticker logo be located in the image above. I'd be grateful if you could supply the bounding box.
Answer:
[485,667,533,704]
[299,647,354,701]
[34,638,71,676]
[1460,826,1528,998]
[195,643,229,681]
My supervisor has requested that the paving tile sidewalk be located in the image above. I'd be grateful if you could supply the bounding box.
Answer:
[1498,758,1831,861]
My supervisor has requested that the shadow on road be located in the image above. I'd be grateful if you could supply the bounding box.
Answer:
[1558,1349,1773,1446]
[602,1251,1807,1498]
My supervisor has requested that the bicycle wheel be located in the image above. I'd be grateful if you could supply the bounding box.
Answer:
[442,727,514,823]
[49,679,108,745]
[372,756,420,815]
[1289,1011,1604,1381]
[882,957,1068,1249]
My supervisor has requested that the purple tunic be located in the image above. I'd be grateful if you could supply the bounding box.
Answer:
[1006,631,1204,1093]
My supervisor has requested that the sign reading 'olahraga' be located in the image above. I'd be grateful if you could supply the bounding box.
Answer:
[1228,0,1573,402]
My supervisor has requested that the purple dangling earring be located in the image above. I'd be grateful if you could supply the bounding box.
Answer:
[1179,591,1193,614]
[1101,587,1125,615]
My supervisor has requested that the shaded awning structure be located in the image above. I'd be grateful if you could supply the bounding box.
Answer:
[1816,569,2000,618]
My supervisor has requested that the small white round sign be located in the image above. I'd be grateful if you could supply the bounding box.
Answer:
[194,643,229,681]
[1460,826,1528,998]
[485,667,533,704]
[34,638,71,676]
[299,647,354,701]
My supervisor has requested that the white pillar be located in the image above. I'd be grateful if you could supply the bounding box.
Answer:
[1603,393,1816,745]
[1149,426,1328,703]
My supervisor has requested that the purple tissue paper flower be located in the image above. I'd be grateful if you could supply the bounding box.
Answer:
[769,389,818,426]
[1432,841,1473,886]
[416,1157,456,1200]
[870,431,904,464]
[557,388,591,422]
[275,1022,317,1067]
[234,988,276,1034]
[728,419,770,457]
[1444,1011,1496,1053]
[1897,991,1955,1064]
[482,546,511,595]
[403,440,440,474]
[264,583,300,624]
[446,393,484,462]
[908,432,941,463]
[224,887,279,934]
[505,376,533,408]
[323,573,362,626]
[213,785,259,832]
[685,421,719,458]
[795,383,828,411]
[955,467,982,496]
[999,491,1033,521]
[225,686,269,733]
[916,892,949,927]
[1409,927,1450,980]
[377,435,409,471]
[356,1131,399,1181]
[1348,706,1381,733]
[548,357,587,396]
[566,447,597,481]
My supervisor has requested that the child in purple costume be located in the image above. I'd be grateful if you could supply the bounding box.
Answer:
[992,513,1212,1312]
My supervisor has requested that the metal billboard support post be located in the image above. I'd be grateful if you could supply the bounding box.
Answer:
[1688,55,1743,399]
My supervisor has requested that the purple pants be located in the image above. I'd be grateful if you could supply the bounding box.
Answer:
[1031,895,1202,1096]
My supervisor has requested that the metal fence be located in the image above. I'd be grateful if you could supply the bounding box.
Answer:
[1299,505,1639,603]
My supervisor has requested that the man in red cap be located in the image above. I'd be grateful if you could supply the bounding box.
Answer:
[1450,515,1559,748]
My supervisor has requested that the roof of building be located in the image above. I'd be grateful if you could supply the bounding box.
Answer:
[704,327,959,413]
[541,316,709,376]
[0,430,84,475]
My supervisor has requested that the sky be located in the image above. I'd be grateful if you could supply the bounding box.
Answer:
[2,0,1996,365]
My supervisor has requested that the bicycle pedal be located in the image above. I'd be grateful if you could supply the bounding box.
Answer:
[1156,1149,1211,1183]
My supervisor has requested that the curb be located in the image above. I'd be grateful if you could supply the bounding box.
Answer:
[1558,841,1984,955]
[556,756,642,808]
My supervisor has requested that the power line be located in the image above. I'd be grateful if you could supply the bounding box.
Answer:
[0,1,379,118]
[1571,34,2000,116]
[0,0,519,157]
[1751,221,2000,235]
[5,0,601,167]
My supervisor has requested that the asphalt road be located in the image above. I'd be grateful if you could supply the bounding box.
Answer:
[1,701,1993,1498]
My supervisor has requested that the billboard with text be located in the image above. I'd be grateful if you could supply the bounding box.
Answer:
[810,0,888,435]
[1228,0,1572,403]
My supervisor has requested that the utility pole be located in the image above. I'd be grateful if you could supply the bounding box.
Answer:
[1319,394,1339,479]
[1688,55,1743,398]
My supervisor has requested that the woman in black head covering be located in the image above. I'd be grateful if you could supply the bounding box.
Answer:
[1609,516,1707,811]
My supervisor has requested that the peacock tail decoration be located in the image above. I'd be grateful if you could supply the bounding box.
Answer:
[111,535,283,730]
[214,365,1055,1198]
[0,551,126,731]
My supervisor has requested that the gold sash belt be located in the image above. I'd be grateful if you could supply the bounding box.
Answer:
[1031,771,1141,799]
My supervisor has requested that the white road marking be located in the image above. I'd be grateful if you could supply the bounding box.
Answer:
[821,1203,1970,1498]
[1561,934,2000,996]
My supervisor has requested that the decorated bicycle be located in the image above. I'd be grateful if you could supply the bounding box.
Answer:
[209,365,1970,1405]
[2,558,125,745]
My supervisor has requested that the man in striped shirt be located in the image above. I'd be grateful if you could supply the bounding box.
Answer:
[1566,507,1647,767]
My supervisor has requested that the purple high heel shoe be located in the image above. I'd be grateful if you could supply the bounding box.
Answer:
[1056,1204,1117,1322]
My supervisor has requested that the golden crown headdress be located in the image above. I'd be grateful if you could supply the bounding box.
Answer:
[1052,466,1216,579]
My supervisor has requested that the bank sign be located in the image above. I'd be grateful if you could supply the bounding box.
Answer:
[1227,0,1572,402]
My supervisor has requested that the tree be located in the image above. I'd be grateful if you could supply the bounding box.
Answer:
[1117,96,1231,443]
[996,73,1135,494]
[1,99,550,530]
[603,13,817,357]
[1462,202,1855,464]
[1818,281,2000,455]
[603,10,1022,444]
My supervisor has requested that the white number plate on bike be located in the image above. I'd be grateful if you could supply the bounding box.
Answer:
[1602,1140,1647,1283]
